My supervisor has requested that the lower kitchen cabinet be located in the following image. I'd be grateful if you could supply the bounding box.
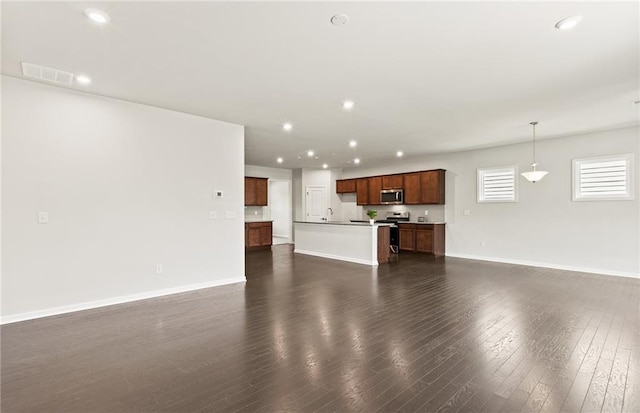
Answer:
[399,224,416,251]
[245,221,272,249]
[398,223,445,256]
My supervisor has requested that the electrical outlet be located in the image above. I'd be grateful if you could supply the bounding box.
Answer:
[463,210,471,216]
[38,211,49,224]
[156,264,163,274]
[208,211,217,220]
[424,210,429,216]
[226,210,236,219]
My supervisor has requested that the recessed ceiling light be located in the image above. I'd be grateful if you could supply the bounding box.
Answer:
[307,150,314,157]
[396,151,404,157]
[283,123,293,131]
[322,164,328,169]
[330,14,349,26]
[84,8,110,24]
[75,74,92,85]
[349,140,357,148]
[354,158,360,164]
[555,16,582,30]
[277,157,283,163]
[342,100,355,110]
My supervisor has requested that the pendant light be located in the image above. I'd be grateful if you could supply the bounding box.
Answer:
[521,121,548,183]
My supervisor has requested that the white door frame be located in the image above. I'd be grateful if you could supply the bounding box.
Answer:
[268,179,293,243]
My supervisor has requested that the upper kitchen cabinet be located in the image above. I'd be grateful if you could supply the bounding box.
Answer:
[420,170,445,204]
[368,176,382,205]
[403,173,421,204]
[356,178,369,205]
[336,179,357,193]
[336,168,445,205]
[245,177,268,206]
[382,174,404,189]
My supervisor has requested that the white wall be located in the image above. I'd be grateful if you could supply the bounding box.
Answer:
[245,165,292,181]
[298,168,342,222]
[342,127,640,277]
[269,181,290,238]
[292,169,303,222]
[2,76,246,322]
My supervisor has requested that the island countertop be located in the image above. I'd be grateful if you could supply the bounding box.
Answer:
[293,221,393,227]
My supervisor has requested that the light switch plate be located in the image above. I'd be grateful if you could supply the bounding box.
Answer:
[208,211,217,220]
[225,210,236,219]
[463,210,471,216]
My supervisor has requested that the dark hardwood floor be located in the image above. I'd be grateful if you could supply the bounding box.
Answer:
[2,245,639,412]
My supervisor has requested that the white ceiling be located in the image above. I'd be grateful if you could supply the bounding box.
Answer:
[2,1,638,169]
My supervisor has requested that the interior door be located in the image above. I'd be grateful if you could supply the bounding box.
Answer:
[305,186,327,222]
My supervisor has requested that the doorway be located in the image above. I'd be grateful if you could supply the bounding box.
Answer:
[269,179,292,245]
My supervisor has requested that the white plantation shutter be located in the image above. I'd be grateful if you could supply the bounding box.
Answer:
[573,154,634,201]
[477,166,518,203]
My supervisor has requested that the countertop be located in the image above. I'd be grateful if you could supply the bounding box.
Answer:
[401,221,446,225]
[294,221,393,227]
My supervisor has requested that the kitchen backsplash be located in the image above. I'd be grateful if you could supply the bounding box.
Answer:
[244,206,269,221]
[359,204,446,223]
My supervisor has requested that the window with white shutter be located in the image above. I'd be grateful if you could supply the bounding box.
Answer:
[477,166,518,203]
[573,154,634,201]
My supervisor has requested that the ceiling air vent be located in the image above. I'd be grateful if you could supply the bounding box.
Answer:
[21,62,74,85]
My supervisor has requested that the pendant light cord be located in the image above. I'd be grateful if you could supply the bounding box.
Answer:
[530,121,538,165]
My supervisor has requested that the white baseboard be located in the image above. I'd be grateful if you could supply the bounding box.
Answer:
[294,249,378,267]
[1,277,246,325]
[445,253,640,279]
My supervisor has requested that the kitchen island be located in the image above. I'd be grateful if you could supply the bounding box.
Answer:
[293,221,390,266]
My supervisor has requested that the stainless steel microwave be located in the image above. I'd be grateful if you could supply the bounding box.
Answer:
[380,189,404,204]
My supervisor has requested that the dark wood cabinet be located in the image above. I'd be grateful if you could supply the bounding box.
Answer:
[415,226,433,253]
[245,222,272,249]
[403,172,421,204]
[356,179,369,205]
[334,169,445,206]
[382,174,404,189]
[420,170,445,204]
[244,177,256,205]
[377,226,390,264]
[245,177,268,206]
[368,176,382,205]
[398,223,445,256]
[336,179,357,193]
[398,224,416,252]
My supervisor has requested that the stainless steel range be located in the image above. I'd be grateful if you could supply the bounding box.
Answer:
[375,211,410,253]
